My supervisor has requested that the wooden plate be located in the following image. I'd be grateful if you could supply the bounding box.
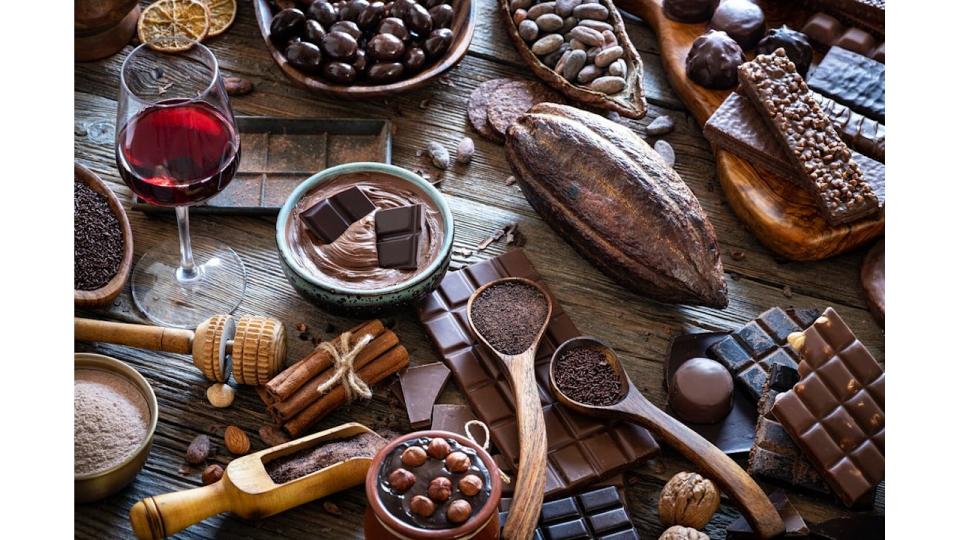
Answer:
[252,0,477,99]
[74,163,134,308]
[617,0,884,261]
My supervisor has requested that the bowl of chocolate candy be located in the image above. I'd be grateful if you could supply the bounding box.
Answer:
[364,431,503,540]
[276,162,454,314]
[254,0,477,98]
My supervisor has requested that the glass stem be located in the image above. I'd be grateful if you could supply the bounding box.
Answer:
[175,206,199,281]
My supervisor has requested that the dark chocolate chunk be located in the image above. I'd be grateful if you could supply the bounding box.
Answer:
[499,485,639,539]
[739,50,880,225]
[756,25,813,76]
[662,0,715,23]
[860,239,884,327]
[809,514,885,540]
[301,186,376,243]
[725,490,808,538]
[707,307,818,401]
[772,308,885,507]
[807,46,885,122]
[375,204,424,269]
[708,0,766,49]
[399,363,450,429]
[685,30,745,89]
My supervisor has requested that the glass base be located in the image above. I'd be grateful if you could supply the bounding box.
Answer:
[131,236,247,328]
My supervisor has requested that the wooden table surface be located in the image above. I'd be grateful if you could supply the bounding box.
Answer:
[74,1,884,538]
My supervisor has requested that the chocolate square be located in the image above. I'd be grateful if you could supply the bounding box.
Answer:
[499,484,639,540]
[300,186,375,244]
[375,205,424,269]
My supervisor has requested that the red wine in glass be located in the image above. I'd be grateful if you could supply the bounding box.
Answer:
[117,99,240,206]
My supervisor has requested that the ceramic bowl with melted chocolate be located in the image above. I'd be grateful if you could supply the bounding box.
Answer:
[277,162,453,314]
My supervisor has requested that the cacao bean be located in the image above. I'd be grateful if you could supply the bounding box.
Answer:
[513,8,527,25]
[569,38,587,50]
[646,115,675,136]
[601,30,618,48]
[573,3,609,19]
[556,0,582,17]
[510,0,532,11]
[426,141,450,169]
[579,19,613,32]
[527,2,556,19]
[536,14,564,32]
[562,49,587,80]
[586,46,601,63]
[186,434,211,465]
[541,43,568,67]
[595,46,622,67]
[531,33,563,56]
[224,76,253,96]
[577,64,602,84]
[569,26,603,47]
[456,137,475,164]
[519,19,539,42]
[608,58,626,77]
[504,103,727,307]
[561,15,579,33]
[589,75,626,94]
[555,49,572,72]
[654,140,676,167]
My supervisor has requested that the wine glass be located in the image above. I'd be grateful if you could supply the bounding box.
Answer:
[116,38,246,328]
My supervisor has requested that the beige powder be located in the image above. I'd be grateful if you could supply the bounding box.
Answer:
[75,369,150,476]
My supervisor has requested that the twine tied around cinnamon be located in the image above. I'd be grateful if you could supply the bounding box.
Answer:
[464,420,512,485]
[315,331,375,402]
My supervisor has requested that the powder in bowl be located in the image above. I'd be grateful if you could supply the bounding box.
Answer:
[75,369,150,476]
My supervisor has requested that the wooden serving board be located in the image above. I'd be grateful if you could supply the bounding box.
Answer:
[616,0,884,261]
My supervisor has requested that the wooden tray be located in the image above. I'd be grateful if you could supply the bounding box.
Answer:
[134,116,392,215]
[617,0,884,261]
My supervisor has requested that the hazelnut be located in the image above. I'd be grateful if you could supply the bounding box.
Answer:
[206,383,235,408]
[658,472,720,529]
[201,464,224,485]
[426,437,452,459]
[658,525,709,540]
[458,474,484,497]
[445,451,470,473]
[401,446,428,467]
[387,468,416,492]
[427,476,453,502]
[409,495,436,517]
[446,499,472,524]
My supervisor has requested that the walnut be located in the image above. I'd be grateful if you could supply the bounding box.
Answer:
[658,525,709,540]
[658,472,720,529]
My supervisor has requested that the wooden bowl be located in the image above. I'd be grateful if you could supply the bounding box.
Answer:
[74,163,134,308]
[253,0,477,99]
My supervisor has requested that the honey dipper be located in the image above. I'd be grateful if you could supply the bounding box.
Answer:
[74,314,286,385]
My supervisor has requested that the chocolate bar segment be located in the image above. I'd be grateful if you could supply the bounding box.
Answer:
[499,485,640,540]
[772,307,885,507]
[807,0,884,37]
[725,490,809,538]
[707,307,820,401]
[398,362,450,429]
[807,47,885,123]
[375,204,424,269]
[418,250,659,496]
[301,186,376,243]
[738,50,880,224]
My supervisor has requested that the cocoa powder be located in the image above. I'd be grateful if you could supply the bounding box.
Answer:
[75,369,150,475]
[470,282,549,355]
[266,432,386,484]
[553,345,622,406]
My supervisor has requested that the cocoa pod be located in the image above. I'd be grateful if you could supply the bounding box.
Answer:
[505,103,728,307]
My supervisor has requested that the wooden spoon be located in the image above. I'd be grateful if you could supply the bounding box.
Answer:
[466,277,552,540]
[129,422,378,539]
[548,337,785,539]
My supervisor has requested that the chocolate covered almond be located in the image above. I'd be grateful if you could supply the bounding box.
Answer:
[505,103,727,307]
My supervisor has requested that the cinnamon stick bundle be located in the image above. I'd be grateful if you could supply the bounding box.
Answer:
[258,319,408,437]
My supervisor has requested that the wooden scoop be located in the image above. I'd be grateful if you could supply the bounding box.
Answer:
[74,315,285,385]
[466,277,552,540]
[129,422,377,539]
[548,337,785,539]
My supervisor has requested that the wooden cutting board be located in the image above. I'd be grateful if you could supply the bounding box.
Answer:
[616,0,884,261]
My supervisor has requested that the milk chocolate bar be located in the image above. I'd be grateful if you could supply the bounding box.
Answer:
[806,0,884,37]
[772,308,884,507]
[418,250,659,496]
[737,51,880,224]
[807,47,885,123]
[499,485,640,540]
[811,94,885,163]
[707,307,820,401]
[375,204,424,269]
[301,186,375,243]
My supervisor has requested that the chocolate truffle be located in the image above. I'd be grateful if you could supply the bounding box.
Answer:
[662,0,715,23]
[709,0,765,49]
[668,357,733,424]
[685,30,745,89]
[756,26,813,76]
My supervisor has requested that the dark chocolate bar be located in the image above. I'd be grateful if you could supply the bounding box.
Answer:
[748,363,832,495]
[499,485,640,540]
[704,93,885,204]
[772,308,885,507]
[301,186,376,243]
[810,93,885,163]
[398,362,450,429]
[801,12,844,49]
[809,514,885,540]
[807,47,885,123]
[418,250,659,496]
[725,490,809,538]
[738,50,880,225]
[707,307,820,402]
[375,204,424,269]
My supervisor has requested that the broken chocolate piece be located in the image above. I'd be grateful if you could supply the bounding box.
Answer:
[375,204,424,269]
[301,186,376,243]
[398,362,451,429]
[725,490,809,538]
[431,404,479,436]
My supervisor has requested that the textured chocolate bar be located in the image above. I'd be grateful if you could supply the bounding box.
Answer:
[418,250,659,496]
[772,308,885,507]
[499,485,640,540]
[705,90,885,206]
[748,364,832,495]
[707,307,821,402]
[301,186,376,243]
[811,94,885,163]
[807,47,885,123]
[738,50,880,225]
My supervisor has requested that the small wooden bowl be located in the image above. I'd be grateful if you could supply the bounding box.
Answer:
[74,163,134,308]
[252,0,477,99]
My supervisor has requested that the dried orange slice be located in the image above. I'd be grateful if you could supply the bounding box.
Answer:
[200,0,237,36]
[138,0,210,52]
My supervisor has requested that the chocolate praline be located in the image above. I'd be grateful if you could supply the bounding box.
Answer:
[668,357,733,424]
[662,0,716,23]
[709,0,765,49]
[756,25,813,76]
[685,30,745,89]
